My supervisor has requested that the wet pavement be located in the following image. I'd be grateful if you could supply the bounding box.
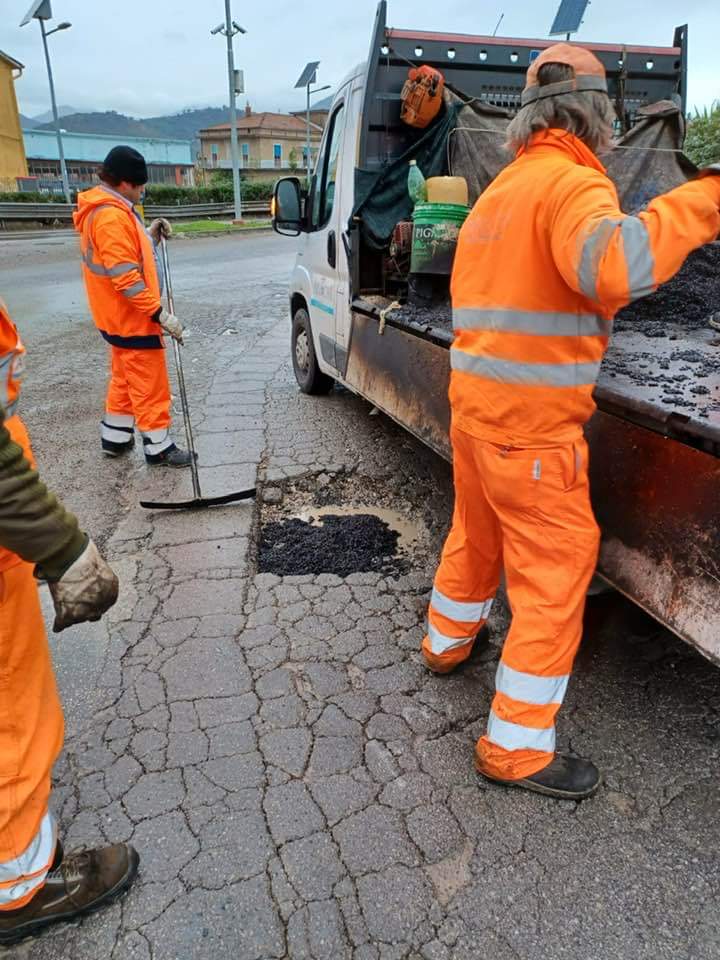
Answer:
[1,232,719,959]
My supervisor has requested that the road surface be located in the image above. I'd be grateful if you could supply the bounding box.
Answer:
[1,231,718,960]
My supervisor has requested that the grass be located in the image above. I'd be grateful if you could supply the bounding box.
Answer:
[174,219,272,236]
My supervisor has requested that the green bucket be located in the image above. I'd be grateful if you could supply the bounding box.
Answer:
[410,202,470,276]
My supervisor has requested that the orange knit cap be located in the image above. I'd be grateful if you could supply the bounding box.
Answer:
[522,43,607,106]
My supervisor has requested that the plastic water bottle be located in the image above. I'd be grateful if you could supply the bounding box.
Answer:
[408,160,427,206]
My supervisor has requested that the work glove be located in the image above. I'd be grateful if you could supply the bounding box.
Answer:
[158,308,185,344]
[148,218,172,242]
[48,540,119,634]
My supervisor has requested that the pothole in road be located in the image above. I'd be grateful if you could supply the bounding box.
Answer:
[258,473,433,578]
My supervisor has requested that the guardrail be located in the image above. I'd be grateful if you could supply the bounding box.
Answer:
[0,200,271,227]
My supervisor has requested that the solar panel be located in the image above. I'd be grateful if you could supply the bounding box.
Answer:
[20,0,52,26]
[549,0,589,36]
[295,61,320,89]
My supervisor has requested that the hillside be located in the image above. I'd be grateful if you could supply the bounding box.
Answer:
[36,106,230,142]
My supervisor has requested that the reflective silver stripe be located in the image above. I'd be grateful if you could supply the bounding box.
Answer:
[578,217,623,301]
[451,348,601,387]
[431,587,493,623]
[495,662,569,706]
[486,711,556,753]
[453,308,611,338]
[0,352,17,415]
[0,811,55,905]
[102,423,134,444]
[106,261,141,277]
[142,428,173,456]
[82,203,144,281]
[621,217,656,299]
[427,623,475,655]
[104,412,135,429]
[121,280,148,298]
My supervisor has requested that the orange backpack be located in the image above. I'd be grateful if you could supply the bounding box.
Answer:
[400,66,445,129]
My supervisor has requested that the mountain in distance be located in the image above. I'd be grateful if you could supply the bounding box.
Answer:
[22,105,80,128]
[35,107,230,143]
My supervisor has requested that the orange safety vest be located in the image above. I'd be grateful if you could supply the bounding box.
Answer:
[73,185,163,349]
[450,129,720,447]
[0,299,32,573]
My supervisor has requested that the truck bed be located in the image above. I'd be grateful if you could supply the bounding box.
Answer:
[357,272,720,454]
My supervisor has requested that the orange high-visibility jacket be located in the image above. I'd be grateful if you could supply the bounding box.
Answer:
[0,299,24,421]
[0,299,29,573]
[450,129,720,447]
[74,185,163,349]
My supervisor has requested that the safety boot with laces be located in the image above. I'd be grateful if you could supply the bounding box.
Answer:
[144,443,197,468]
[0,843,139,946]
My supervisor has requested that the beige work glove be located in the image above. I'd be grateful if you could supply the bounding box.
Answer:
[48,540,119,634]
[158,308,185,344]
[148,218,172,242]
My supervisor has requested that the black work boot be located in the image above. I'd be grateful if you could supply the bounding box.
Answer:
[0,843,139,946]
[145,443,196,468]
[101,436,135,458]
[479,754,601,800]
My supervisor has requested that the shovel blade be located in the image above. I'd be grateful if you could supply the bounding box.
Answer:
[140,488,256,511]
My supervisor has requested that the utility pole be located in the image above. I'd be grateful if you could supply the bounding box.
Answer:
[20,2,72,202]
[212,7,246,221]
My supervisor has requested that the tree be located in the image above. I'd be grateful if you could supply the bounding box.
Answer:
[684,102,720,168]
[288,148,300,172]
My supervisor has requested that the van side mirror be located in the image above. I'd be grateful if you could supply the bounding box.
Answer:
[272,177,305,236]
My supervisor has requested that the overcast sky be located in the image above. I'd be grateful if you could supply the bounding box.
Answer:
[5,0,719,120]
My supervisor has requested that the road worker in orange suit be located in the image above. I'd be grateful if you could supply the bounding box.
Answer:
[423,44,720,799]
[74,145,194,467]
[0,297,138,946]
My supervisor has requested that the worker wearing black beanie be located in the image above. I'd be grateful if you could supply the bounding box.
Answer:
[72,147,194,467]
[99,145,148,186]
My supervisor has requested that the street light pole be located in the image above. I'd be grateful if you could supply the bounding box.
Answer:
[224,0,242,221]
[303,82,331,186]
[38,17,71,202]
[306,83,311,184]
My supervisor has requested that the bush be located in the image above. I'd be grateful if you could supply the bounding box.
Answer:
[0,190,70,203]
[685,102,720,168]
[0,181,277,206]
[143,181,276,205]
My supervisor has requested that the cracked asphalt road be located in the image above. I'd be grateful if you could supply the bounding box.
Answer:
[1,232,719,959]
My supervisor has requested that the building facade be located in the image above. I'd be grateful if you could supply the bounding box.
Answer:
[0,51,28,191]
[198,106,323,181]
[20,129,194,193]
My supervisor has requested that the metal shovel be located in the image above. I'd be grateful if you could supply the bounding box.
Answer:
[140,238,256,510]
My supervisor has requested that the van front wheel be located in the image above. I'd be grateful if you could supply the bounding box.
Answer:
[292,307,334,395]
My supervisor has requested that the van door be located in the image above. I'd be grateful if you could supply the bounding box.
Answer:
[301,96,347,371]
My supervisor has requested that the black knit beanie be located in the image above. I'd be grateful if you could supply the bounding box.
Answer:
[102,146,148,185]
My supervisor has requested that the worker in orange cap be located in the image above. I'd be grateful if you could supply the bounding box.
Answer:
[74,145,194,467]
[0,296,139,946]
[423,43,720,799]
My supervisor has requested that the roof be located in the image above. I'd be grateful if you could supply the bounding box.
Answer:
[0,50,24,71]
[200,112,308,135]
[23,128,193,165]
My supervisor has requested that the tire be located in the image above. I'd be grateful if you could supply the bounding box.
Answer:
[291,306,335,395]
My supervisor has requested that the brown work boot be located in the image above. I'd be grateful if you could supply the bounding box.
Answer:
[0,843,139,947]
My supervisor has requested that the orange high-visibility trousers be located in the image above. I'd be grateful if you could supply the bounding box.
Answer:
[423,425,600,781]
[103,345,173,457]
[0,562,64,909]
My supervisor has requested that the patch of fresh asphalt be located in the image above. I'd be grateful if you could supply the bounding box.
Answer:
[2,232,718,960]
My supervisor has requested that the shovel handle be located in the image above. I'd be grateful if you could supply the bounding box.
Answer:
[159,238,202,499]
